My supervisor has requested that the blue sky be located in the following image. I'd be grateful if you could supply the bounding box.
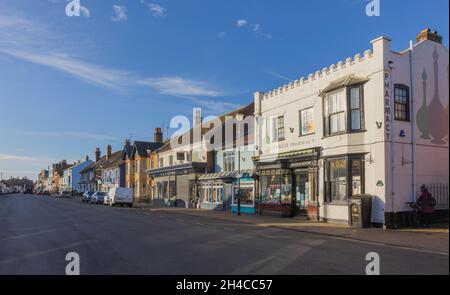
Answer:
[0,0,448,180]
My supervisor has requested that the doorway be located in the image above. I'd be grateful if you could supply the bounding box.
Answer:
[295,172,310,212]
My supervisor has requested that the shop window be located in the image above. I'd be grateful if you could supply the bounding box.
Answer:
[260,171,292,204]
[325,155,364,203]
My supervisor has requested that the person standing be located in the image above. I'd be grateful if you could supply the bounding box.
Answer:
[417,185,437,227]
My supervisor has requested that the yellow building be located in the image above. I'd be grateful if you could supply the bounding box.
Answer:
[123,129,164,203]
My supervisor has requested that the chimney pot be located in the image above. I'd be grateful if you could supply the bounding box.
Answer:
[106,145,112,160]
[416,28,443,44]
[154,128,163,143]
[95,148,101,162]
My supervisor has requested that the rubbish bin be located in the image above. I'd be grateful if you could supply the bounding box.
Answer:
[349,195,372,228]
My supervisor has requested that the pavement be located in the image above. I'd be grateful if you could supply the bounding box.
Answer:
[138,206,449,255]
[0,194,448,275]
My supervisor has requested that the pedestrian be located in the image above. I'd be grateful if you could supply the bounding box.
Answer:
[417,185,437,227]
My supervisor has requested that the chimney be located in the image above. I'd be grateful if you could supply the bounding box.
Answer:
[416,28,443,44]
[61,160,67,168]
[84,155,89,162]
[124,139,131,147]
[193,108,202,127]
[154,128,163,143]
[106,145,112,160]
[95,148,101,162]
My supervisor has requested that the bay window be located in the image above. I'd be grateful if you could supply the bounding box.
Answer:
[324,85,364,136]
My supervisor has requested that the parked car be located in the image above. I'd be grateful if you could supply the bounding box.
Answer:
[91,192,106,204]
[82,191,94,203]
[59,190,73,198]
[105,187,133,207]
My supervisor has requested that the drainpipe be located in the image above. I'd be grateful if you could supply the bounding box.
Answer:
[409,41,417,203]
[388,60,396,227]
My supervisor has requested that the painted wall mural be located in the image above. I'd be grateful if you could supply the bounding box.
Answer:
[416,46,449,145]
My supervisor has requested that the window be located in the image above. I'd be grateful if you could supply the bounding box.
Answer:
[350,86,362,130]
[394,85,410,121]
[159,158,164,168]
[299,108,315,136]
[324,86,364,136]
[223,151,235,172]
[169,155,174,166]
[177,152,185,161]
[259,170,292,204]
[274,116,285,141]
[325,155,364,202]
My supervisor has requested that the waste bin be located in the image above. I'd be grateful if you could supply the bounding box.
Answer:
[349,195,372,228]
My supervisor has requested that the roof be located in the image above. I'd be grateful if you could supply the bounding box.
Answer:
[319,75,370,97]
[101,151,124,170]
[154,102,254,154]
[130,141,164,158]
[122,144,133,160]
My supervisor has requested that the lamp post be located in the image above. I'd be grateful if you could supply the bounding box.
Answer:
[235,112,244,216]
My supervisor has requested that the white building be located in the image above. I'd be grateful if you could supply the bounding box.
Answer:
[253,29,449,228]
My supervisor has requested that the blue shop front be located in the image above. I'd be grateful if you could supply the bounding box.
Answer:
[198,170,256,214]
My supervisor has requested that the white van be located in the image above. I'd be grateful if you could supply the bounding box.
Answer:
[106,187,133,207]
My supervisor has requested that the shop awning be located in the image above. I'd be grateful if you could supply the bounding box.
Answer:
[198,170,254,181]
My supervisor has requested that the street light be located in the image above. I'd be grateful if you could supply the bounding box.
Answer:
[235,112,244,216]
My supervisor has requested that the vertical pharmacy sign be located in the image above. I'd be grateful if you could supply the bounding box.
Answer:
[384,72,392,141]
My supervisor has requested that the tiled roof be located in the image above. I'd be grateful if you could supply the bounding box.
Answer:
[101,151,124,170]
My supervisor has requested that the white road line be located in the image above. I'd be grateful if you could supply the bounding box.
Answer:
[0,229,61,242]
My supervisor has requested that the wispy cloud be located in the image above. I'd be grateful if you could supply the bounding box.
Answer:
[112,5,128,22]
[266,71,293,82]
[0,153,53,163]
[138,77,222,97]
[140,1,167,17]
[20,131,120,141]
[236,19,272,39]
[0,12,222,97]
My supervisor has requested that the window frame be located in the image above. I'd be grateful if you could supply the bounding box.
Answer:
[324,154,365,204]
[394,84,410,122]
[323,84,365,137]
[274,116,285,142]
[299,107,315,137]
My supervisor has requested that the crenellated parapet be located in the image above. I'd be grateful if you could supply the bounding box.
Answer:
[262,49,374,100]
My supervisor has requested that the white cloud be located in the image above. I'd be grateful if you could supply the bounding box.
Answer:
[112,5,127,22]
[147,3,167,17]
[236,19,248,27]
[218,32,226,38]
[80,5,90,18]
[138,77,222,97]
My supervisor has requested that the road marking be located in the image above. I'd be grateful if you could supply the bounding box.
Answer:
[0,239,100,265]
[259,234,290,240]
[0,229,60,242]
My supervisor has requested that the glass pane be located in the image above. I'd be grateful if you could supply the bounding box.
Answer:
[330,114,338,133]
[351,159,362,196]
[337,91,346,112]
[338,112,346,132]
[351,87,360,109]
[351,110,361,130]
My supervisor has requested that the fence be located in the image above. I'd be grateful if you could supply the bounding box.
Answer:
[424,183,449,210]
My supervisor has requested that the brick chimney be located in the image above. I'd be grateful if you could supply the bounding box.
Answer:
[124,139,131,147]
[106,145,112,160]
[154,128,163,143]
[84,155,89,162]
[416,28,443,44]
[95,148,101,162]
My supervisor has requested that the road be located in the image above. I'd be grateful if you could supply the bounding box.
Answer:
[0,194,448,275]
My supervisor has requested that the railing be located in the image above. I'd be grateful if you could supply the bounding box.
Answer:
[423,183,449,210]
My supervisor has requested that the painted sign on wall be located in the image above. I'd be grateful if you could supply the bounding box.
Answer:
[384,72,392,141]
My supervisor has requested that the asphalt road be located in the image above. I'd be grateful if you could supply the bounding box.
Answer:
[0,194,448,275]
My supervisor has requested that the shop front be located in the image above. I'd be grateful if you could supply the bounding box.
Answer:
[255,148,320,218]
[148,163,206,208]
[198,170,255,214]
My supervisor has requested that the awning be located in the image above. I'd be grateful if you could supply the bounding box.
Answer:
[198,170,254,181]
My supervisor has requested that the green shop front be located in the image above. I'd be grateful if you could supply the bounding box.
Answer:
[254,148,320,218]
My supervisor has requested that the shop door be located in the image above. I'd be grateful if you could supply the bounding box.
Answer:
[295,172,309,211]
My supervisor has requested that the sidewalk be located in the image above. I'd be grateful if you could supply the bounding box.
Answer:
[138,206,449,255]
